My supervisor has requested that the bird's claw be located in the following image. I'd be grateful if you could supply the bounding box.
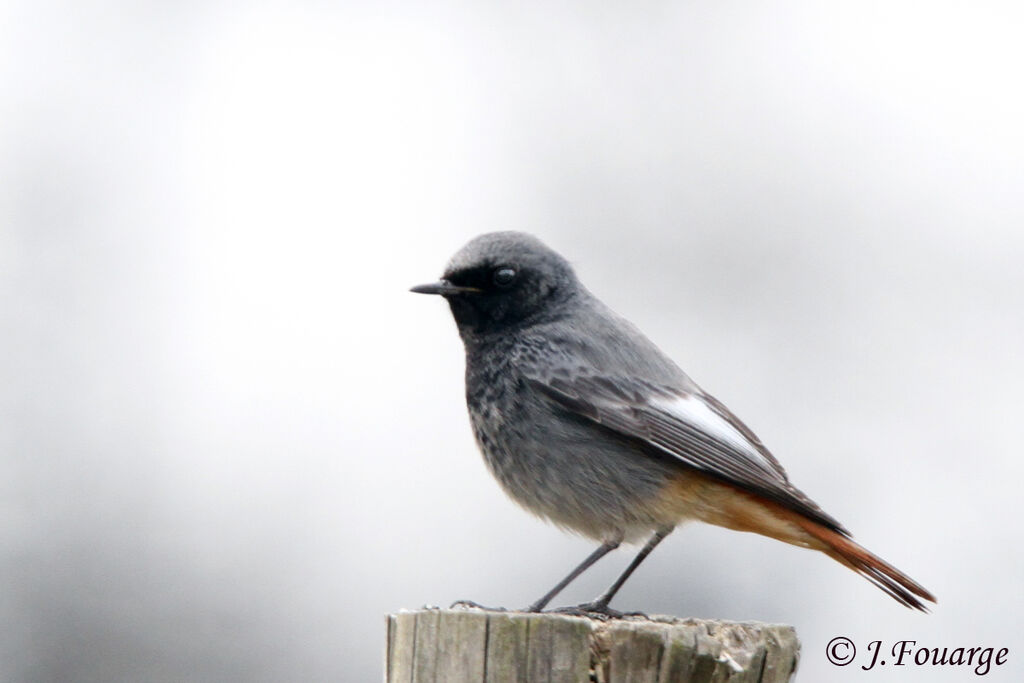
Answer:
[450,599,507,612]
[550,601,647,620]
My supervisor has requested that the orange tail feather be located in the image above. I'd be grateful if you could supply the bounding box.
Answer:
[786,513,936,611]
[656,473,936,610]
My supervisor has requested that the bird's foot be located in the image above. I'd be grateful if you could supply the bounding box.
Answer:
[550,601,647,620]
[450,599,507,612]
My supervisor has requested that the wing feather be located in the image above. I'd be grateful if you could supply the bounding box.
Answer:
[528,372,848,535]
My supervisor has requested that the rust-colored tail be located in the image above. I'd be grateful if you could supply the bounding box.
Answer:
[687,479,937,611]
[786,512,936,612]
[658,473,936,610]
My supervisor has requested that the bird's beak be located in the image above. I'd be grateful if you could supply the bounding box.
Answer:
[409,280,483,296]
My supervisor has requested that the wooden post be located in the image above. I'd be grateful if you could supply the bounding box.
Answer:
[386,607,800,682]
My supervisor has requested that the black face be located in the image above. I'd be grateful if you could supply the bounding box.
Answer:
[412,232,580,341]
[443,261,546,336]
[446,262,519,293]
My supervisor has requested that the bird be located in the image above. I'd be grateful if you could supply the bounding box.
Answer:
[411,231,935,615]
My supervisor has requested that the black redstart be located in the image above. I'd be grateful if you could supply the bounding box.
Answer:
[411,231,935,614]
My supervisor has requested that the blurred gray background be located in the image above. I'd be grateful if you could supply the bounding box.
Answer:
[2,1,1022,681]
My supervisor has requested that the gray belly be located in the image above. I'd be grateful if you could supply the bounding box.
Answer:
[467,382,676,542]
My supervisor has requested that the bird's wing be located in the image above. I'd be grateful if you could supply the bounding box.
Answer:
[526,371,848,535]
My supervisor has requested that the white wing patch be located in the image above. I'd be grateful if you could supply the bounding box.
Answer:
[651,394,777,472]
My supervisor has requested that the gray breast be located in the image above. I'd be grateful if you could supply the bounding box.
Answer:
[465,348,676,541]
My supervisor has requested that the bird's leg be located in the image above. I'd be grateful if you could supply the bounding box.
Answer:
[564,526,673,617]
[525,538,621,612]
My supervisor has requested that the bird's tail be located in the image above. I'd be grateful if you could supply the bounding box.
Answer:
[688,480,937,611]
[785,512,936,612]
[659,473,936,610]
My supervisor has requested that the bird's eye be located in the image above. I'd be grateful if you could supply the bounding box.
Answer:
[492,266,517,288]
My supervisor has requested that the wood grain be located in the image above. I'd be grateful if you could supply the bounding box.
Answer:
[386,608,799,682]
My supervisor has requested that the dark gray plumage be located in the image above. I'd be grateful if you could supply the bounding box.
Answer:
[412,231,935,613]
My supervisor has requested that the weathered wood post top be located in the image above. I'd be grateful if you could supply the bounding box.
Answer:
[386,606,800,682]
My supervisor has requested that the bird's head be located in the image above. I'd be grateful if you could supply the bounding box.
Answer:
[411,231,581,341]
